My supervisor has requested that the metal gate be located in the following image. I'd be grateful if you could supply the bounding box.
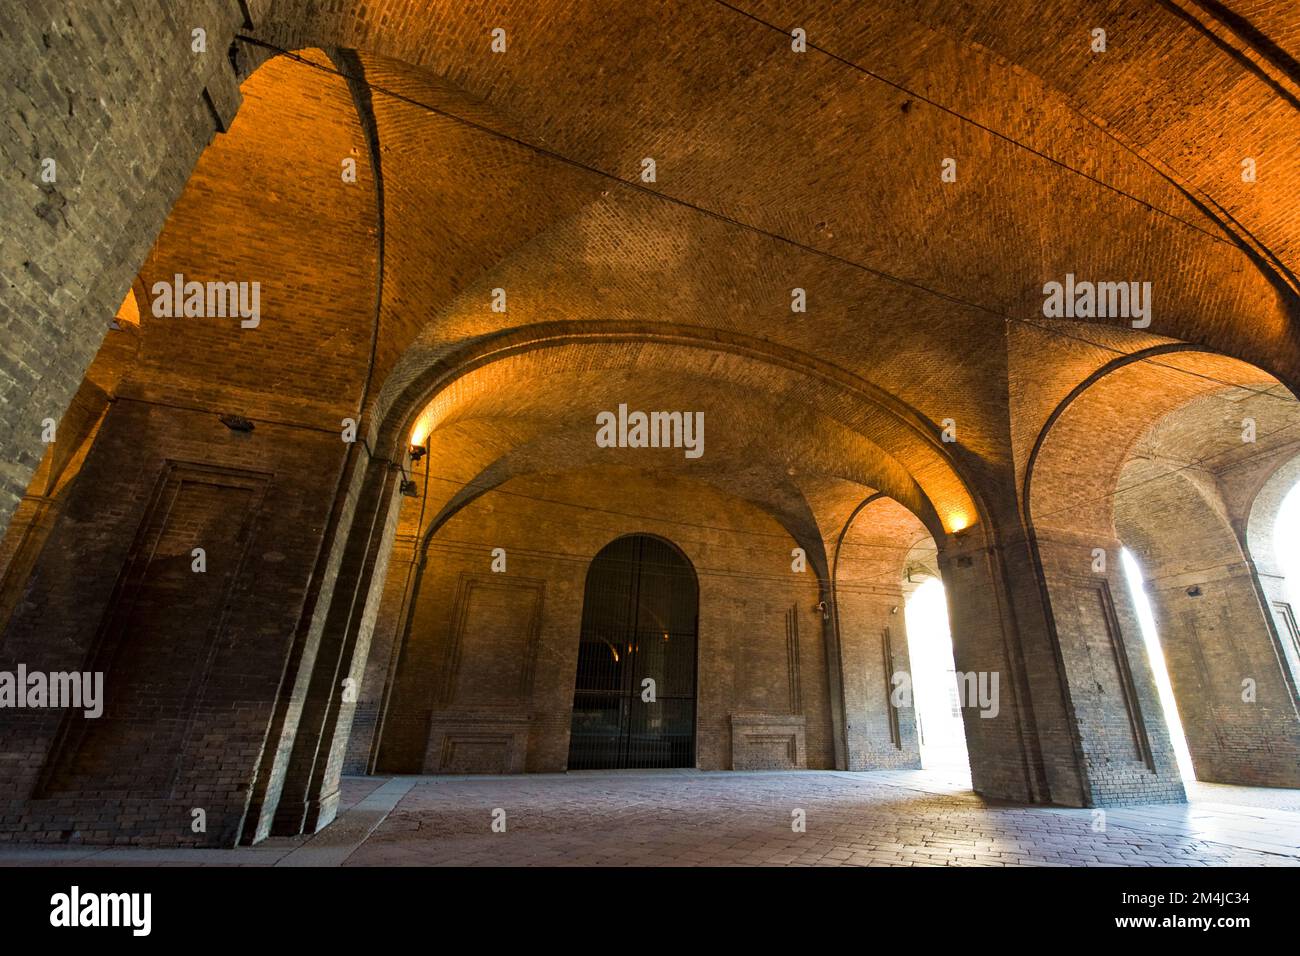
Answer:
[567,534,698,770]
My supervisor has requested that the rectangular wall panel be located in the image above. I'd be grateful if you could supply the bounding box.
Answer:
[40,463,267,796]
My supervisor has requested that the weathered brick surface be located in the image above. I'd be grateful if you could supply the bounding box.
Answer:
[1115,393,1300,788]
[0,1,247,528]
[833,496,924,771]
[1032,529,1187,805]
[0,399,346,846]
[0,28,385,846]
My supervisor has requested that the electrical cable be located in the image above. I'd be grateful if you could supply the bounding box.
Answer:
[225,35,1300,556]
[706,0,1238,248]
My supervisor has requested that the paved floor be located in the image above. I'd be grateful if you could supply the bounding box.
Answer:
[2,770,1297,866]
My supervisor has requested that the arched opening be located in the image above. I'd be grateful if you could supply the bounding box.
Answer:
[903,577,970,774]
[1028,344,1300,799]
[357,335,983,785]
[830,492,979,783]
[7,0,1300,867]
[360,459,835,778]
[568,534,699,770]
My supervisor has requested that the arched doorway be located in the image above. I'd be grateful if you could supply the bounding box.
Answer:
[568,534,699,770]
[1027,345,1300,796]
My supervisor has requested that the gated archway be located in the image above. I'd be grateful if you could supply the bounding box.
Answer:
[568,534,699,770]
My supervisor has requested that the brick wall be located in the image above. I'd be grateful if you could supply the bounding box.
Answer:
[365,467,839,775]
[0,399,348,846]
[0,27,387,846]
[1032,530,1187,805]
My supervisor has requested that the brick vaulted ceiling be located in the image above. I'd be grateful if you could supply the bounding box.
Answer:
[142,0,1300,540]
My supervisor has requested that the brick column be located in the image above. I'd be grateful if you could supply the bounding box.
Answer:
[938,526,1087,805]
[270,454,402,836]
[343,528,421,774]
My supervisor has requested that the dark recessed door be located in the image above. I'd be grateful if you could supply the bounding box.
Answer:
[567,534,698,770]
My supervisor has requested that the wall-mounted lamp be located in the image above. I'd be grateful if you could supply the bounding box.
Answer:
[219,414,255,433]
[408,444,427,463]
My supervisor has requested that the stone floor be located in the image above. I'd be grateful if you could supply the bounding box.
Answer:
[2,770,1297,866]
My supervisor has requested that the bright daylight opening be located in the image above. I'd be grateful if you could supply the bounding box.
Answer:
[1120,548,1196,783]
[904,577,969,773]
[1120,480,1300,788]
[1276,481,1300,610]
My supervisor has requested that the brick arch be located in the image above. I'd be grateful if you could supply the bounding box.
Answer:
[833,495,936,598]
[132,47,382,425]
[11,0,1300,530]
[251,1,1299,363]
[830,494,934,769]
[827,493,1042,792]
[1026,347,1288,534]
[10,0,1300,538]
[587,530,698,578]
[1026,346,1300,795]
[411,452,844,591]
[1115,468,1241,576]
[359,321,1000,778]
[383,330,981,539]
[8,0,1300,848]
[1246,451,1300,580]
[228,9,1300,504]
[1114,450,1300,788]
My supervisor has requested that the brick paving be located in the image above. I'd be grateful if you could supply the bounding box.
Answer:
[346,770,1300,867]
[1,771,1296,867]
